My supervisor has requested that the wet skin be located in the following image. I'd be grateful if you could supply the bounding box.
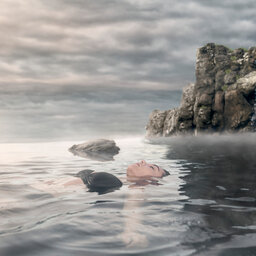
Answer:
[127,160,168,178]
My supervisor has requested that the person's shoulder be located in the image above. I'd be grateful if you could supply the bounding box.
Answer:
[89,172,123,188]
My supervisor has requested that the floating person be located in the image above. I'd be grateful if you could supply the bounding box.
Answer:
[30,161,170,248]
[75,160,169,193]
[31,160,169,195]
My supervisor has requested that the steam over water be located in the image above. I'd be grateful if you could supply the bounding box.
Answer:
[1,134,256,256]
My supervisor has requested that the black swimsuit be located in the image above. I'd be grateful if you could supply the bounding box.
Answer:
[76,169,123,193]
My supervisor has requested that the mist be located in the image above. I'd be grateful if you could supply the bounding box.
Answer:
[0,87,181,142]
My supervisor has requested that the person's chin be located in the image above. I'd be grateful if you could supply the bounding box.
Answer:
[127,166,138,176]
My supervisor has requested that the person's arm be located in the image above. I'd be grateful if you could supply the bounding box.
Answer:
[31,177,84,195]
[63,177,84,187]
[120,187,148,248]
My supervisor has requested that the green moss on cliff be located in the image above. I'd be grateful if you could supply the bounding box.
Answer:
[231,56,237,61]
[221,85,229,91]
[225,69,231,74]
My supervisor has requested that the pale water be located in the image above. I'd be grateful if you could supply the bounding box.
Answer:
[1,135,256,256]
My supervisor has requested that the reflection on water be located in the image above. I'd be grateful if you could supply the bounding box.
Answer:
[69,150,117,162]
[164,134,256,255]
[87,186,121,195]
[0,135,256,256]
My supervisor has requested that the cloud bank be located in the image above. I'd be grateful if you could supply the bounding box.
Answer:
[1,0,255,91]
[0,0,255,141]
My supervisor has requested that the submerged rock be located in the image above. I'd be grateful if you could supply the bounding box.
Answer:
[69,139,120,161]
[146,43,256,137]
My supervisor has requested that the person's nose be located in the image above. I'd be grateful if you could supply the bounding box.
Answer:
[140,160,146,165]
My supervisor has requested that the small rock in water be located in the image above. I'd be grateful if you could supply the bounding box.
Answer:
[69,139,120,161]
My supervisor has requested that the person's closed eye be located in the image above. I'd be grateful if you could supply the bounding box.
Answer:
[153,165,160,170]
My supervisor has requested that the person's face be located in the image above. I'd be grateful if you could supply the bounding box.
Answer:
[127,160,167,178]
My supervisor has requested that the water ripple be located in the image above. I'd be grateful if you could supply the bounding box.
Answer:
[1,136,256,255]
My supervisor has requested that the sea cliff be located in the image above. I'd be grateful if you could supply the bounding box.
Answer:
[146,43,256,137]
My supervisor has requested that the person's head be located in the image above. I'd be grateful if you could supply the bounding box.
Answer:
[75,169,95,185]
[127,160,170,178]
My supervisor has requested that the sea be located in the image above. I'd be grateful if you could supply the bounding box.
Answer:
[1,88,256,256]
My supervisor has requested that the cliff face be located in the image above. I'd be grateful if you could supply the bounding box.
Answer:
[146,43,256,137]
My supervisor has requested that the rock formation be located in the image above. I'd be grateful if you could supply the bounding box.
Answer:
[69,139,120,161]
[146,43,256,137]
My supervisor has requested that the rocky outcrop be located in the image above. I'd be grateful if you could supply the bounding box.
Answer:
[146,43,256,137]
[69,139,120,161]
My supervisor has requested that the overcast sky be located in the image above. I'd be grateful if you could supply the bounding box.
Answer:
[1,0,256,92]
[0,0,256,142]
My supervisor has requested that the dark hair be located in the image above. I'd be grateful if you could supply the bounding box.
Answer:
[163,169,170,176]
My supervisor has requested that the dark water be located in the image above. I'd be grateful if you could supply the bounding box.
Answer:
[0,134,256,256]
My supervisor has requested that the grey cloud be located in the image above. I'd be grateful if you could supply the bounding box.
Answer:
[1,0,255,89]
[0,0,256,141]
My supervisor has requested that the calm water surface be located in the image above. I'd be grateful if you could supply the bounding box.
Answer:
[0,135,256,256]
